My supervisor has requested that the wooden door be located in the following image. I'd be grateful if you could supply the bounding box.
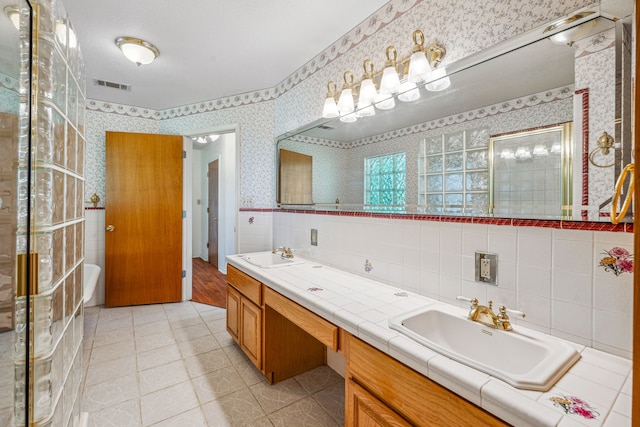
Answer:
[105,131,183,306]
[278,149,312,204]
[207,160,219,267]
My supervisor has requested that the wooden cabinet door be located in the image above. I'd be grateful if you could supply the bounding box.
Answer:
[347,379,411,427]
[240,297,262,369]
[226,285,240,344]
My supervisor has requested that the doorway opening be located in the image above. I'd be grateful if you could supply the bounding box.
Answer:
[187,128,238,307]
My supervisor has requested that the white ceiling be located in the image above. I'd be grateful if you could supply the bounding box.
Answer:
[62,0,390,110]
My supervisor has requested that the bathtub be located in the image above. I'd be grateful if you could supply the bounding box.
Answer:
[83,263,101,304]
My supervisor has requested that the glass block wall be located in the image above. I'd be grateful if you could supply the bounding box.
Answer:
[13,0,86,424]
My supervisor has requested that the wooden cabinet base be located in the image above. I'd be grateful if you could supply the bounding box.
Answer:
[345,333,508,427]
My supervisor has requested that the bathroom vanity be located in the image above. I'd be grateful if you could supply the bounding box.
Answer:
[226,253,632,426]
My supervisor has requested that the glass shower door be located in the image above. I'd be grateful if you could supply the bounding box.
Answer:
[0,0,33,425]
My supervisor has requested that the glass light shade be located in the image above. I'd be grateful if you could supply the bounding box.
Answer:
[380,66,401,94]
[337,88,355,115]
[322,97,339,118]
[408,51,429,83]
[550,142,562,154]
[533,145,549,156]
[374,92,395,110]
[425,67,451,92]
[397,81,420,102]
[116,38,160,65]
[358,79,377,105]
[4,6,19,30]
[549,20,596,46]
[500,149,515,160]
[339,112,358,123]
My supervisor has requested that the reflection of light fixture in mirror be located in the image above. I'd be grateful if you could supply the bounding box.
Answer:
[374,91,395,110]
[550,141,562,154]
[322,81,339,118]
[194,134,221,144]
[533,145,549,156]
[3,6,19,30]
[515,147,532,160]
[544,12,596,46]
[397,80,420,102]
[380,46,401,94]
[357,59,377,117]
[55,22,78,49]
[500,149,515,160]
[425,66,451,92]
[408,30,429,83]
[116,37,160,66]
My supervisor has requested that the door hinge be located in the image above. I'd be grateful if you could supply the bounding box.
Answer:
[182,270,186,278]
[207,207,209,213]
[183,150,186,159]
[182,210,186,218]
[206,243,209,248]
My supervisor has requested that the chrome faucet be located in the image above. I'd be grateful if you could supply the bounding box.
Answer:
[272,246,294,258]
[456,296,525,331]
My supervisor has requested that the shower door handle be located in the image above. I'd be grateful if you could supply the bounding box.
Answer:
[105,225,115,232]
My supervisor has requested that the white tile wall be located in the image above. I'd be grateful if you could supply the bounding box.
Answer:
[274,212,634,359]
[84,209,105,306]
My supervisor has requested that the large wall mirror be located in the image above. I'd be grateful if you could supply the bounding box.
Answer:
[276,2,634,222]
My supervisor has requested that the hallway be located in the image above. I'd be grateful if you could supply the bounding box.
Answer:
[81,301,344,426]
[192,258,227,308]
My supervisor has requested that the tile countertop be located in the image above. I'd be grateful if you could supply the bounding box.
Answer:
[226,252,633,427]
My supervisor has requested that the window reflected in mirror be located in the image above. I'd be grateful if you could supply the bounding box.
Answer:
[490,123,573,218]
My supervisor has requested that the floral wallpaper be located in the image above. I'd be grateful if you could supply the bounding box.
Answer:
[83,0,594,210]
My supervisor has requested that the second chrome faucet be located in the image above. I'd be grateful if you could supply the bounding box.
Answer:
[456,296,525,331]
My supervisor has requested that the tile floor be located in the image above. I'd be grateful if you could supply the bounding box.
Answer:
[82,301,345,426]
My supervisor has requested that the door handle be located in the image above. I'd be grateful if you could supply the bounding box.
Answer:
[105,225,115,232]
[213,218,218,221]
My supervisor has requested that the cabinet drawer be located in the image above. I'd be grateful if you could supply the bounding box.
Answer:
[346,334,507,426]
[227,264,261,306]
[264,287,338,351]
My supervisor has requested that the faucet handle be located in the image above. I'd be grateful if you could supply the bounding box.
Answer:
[498,305,526,319]
[456,296,478,307]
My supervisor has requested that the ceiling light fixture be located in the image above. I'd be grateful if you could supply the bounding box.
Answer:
[3,6,20,30]
[115,37,159,66]
[321,29,448,120]
[193,134,221,144]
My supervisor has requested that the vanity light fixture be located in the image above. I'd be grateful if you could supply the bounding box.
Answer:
[515,146,532,161]
[543,11,596,46]
[356,59,377,117]
[322,81,339,118]
[379,46,401,95]
[408,30,430,83]
[321,29,448,120]
[500,149,515,160]
[3,6,20,30]
[116,37,160,66]
[550,141,562,154]
[337,71,357,122]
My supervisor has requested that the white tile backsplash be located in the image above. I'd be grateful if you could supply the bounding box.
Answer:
[271,212,635,359]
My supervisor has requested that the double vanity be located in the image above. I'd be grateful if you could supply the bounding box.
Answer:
[226,252,632,426]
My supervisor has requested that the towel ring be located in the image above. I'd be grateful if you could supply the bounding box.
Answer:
[610,163,634,224]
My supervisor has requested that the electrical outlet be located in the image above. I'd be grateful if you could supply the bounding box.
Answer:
[475,252,497,284]
[311,229,318,246]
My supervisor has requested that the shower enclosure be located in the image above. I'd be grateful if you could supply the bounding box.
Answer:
[0,0,86,425]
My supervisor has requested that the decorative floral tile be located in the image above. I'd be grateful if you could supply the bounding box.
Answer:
[598,247,633,276]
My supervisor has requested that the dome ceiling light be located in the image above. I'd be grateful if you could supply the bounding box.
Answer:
[115,36,159,66]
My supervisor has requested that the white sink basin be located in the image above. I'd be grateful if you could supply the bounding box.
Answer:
[389,304,580,391]
[239,253,304,268]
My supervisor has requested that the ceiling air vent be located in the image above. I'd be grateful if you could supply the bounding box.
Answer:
[318,125,334,130]
[93,79,131,91]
